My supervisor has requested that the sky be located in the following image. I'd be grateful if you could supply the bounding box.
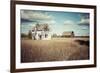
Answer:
[20,9,90,36]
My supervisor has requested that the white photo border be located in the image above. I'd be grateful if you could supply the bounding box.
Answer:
[15,4,94,69]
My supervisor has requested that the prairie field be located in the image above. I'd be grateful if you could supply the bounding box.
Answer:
[21,37,89,63]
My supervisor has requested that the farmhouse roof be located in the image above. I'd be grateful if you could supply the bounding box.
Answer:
[62,31,74,36]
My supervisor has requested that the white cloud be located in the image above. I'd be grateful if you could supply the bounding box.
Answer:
[21,22,37,34]
[21,10,53,21]
[64,18,89,26]
[64,20,75,25]
[78,18,89,25]
[40,20,56,24]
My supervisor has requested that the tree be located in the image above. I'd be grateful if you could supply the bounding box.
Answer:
[52,34,57,38]
[28,30,32,39]
[36,23,40,30]
[71,31,74,37]
[43,24,50,31]
[21,33,27,38]
[43,24,50,38]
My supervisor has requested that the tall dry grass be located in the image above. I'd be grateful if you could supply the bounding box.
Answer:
[21,38,89,63]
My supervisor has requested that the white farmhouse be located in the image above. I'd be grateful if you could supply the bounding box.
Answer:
[31,24,51,40]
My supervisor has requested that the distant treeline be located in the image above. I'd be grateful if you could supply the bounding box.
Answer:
[51,35,89,38]
[21,33,28,38]
[74,36,89,38]
[21,33,89,39]
[21,33,31,39]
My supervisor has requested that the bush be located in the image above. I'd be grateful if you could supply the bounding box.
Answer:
[28,30,32,39]
[21,33,28,38]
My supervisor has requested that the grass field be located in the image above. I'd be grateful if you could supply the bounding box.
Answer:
[21,37,89,63]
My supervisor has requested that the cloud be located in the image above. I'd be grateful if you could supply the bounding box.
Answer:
[79,13,90,19]
[81,26,89,30]
[39,20,56,25]
[63,19,89,32]
[64,20,75,25]
[21,18,35,23]
[21,10,53,21]
[78,18,89,26]
[78,13,90,26]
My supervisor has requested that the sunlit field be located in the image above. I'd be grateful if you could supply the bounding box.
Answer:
[21,37,89,63]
